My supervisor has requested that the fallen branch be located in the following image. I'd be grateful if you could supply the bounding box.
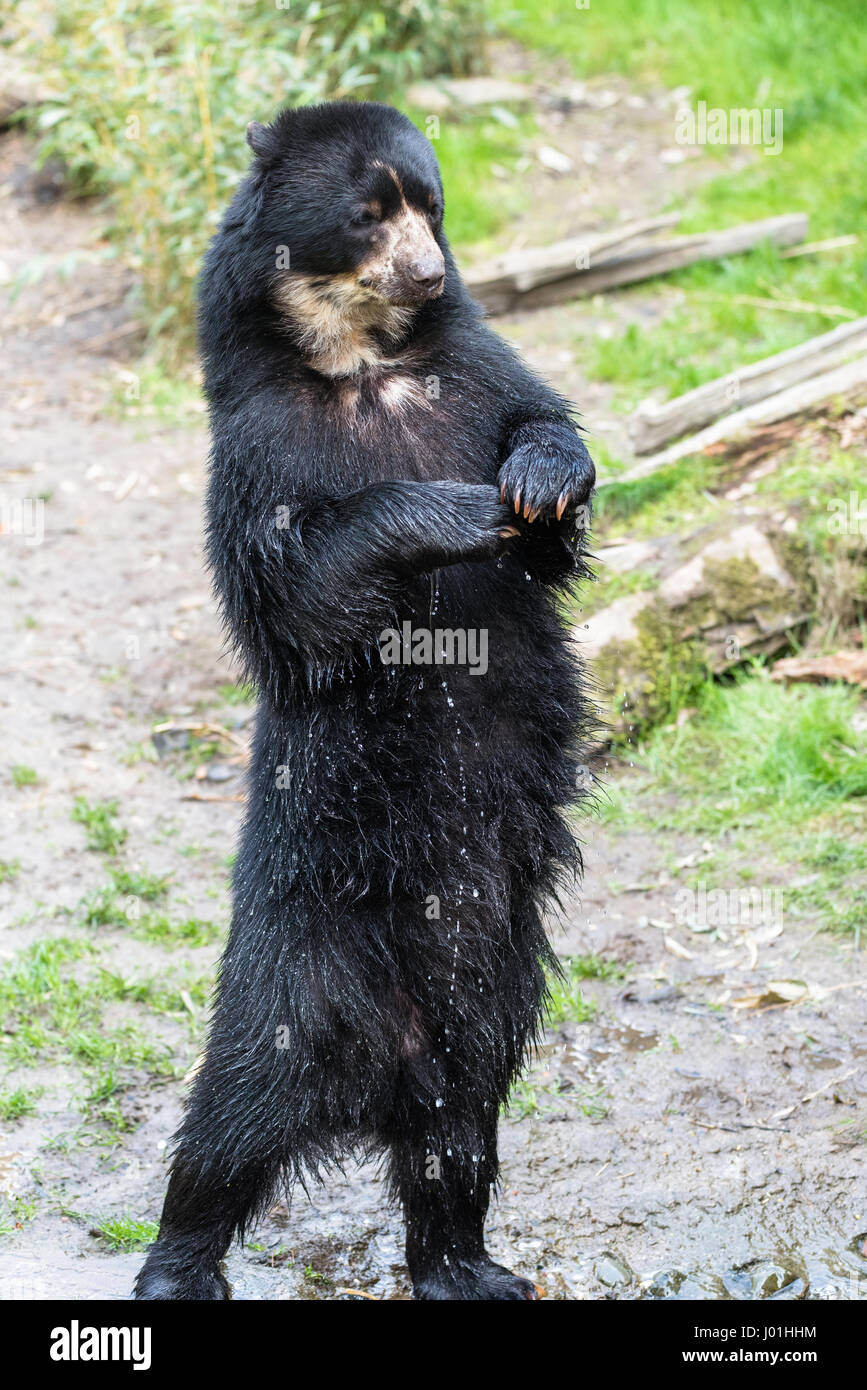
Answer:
[180,791,245,803]
[690,289,858,319]
[465,214,681,313]
[779,234,858,259]
[628,316,867,454]
[152,718,249,755]
[601,352,867,486]
[770,1067,857,1122]
[467,213,808,314]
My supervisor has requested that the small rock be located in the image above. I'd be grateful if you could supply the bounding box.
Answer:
[595,1251,633,1287]
[152,728,190,757]
[537,145,573,174]
[406,77,531,114]
[659,524,794,608]
[206,763,237,782]
[645,1269,689,1299]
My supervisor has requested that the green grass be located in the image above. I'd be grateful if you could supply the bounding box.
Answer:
[422,110,538,248]
[0,1195,38,1233]
[10,765,38,788]
[592,456,718,536]
[132,914,221,948]
[95,966,209,1016]
[75,855,221,949]
[0,859,20,884]
[786,829,867,941]
[545,977,598,1025]
[81,866,170,926]
[71,797,127,854]
[0,1085,42,1121]
[587,272,851,412]
[0,934,180,1078]
[217,681,257,706]
[507,1077,541,1118]
[84,1069,136,1133]
[565,953,629,982]
[629,673,867,840]
[542,954,626,1026]
[91,1215,159,1253]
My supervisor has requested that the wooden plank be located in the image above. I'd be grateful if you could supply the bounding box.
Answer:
[466,213,808,314]
[599,353,867,487]
[628,316,867,454]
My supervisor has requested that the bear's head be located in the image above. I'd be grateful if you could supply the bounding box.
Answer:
[222,102,449,375]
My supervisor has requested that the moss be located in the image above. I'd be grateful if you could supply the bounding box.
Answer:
[595,598,706,743]
[592,548,810,741]
[776,531,817,603]
[701,554,796,621]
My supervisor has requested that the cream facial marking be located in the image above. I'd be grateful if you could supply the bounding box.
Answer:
[371,161,406,200]
[274,272,414,377]
[274,162,444,377]
[357,204,444,303]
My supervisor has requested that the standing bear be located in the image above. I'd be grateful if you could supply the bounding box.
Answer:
[135,100,595,1301]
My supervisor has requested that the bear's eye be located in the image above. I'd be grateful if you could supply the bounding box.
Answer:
[428,201,443,225]
[351,204,382,227]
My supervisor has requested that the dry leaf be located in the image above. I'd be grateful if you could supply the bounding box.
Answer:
[771,650,867,689]
[732,979,808,1009]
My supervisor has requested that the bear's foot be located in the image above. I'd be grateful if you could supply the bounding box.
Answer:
[134,1248,230,1301]
[412,1254,538,1301]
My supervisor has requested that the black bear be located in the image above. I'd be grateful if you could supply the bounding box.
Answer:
[135,100,595,1301]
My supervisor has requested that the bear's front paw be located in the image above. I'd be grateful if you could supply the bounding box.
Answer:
[498,434,595,524]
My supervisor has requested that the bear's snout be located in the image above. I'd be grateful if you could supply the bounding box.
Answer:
[408,252,445,296]
[361,205,445,307]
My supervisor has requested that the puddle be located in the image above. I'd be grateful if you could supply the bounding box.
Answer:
[592,1023,659,1058]
[537,1022,659,1086]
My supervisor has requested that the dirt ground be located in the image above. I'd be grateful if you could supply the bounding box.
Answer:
[0,95,865,1301]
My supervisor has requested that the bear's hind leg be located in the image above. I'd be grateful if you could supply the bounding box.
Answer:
[134,1040,288,1300]
[386,1110,538,1301]
[133,1151,274,1300]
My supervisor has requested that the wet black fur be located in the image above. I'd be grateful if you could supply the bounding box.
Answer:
[135,101,596,1301]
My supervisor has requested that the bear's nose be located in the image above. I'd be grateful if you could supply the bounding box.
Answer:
[409,255,445,291]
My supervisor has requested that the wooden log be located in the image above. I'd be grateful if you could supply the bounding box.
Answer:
[600,352,867,487]
[628,316,867,454]
[466,213,808,314]
[464,214,681,311]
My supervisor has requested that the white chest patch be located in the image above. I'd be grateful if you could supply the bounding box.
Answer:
[378,375,431,413]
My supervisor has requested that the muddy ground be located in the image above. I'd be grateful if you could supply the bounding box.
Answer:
[0,91,865,1301]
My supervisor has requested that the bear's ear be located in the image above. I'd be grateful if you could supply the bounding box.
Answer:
[246,120,278,165]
